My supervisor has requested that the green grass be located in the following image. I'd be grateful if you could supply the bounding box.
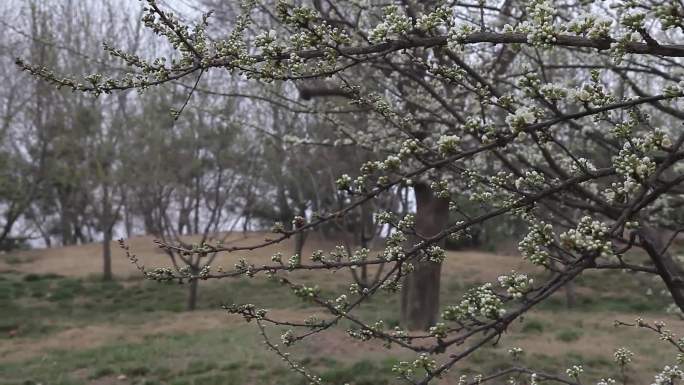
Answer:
[0,326,267,385]
[521,319,545,334]
[0,253,678,385]
[556,328,583,342]
[0,271,311,339]
[0,324,400,385]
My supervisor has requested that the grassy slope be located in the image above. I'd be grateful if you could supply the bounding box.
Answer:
[0,233,682,385]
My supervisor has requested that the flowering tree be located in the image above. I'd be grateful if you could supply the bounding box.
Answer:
[18,0,684,383]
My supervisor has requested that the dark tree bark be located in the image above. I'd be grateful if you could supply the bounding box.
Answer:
[400,183,450,330]
[641,227,684,312]
[99,183,117,281]
[564,281,577,308]
[187,276,199,311]
[351,201,378,289]
[102,228,113,281]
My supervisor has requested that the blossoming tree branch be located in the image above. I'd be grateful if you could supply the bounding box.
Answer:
[17,0,684,384]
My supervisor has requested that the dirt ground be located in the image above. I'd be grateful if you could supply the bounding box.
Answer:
[0,232,530,281]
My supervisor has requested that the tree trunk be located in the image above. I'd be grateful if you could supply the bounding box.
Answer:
[193,176,201,234]
[102,228,113,281]
[293,205,308,257]
[187,277,199,311]
[357,202,374,287]
[564,281,577,308]
[641,227,684,312]
[123,198,132,238]
[552,260,576,308]
[294,231,307,257]
[400,183,450,330]
[277,185,293,230]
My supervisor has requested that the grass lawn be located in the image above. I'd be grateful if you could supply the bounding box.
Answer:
[1,235,682,384]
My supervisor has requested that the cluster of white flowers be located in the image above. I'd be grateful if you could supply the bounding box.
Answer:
[415,6,451,33]
[518,222,554,265]
[287,253,301,269]
[606,142,658,202]
[390,326,409,340]
[447,24,476,51]
[518,72,542,97]
[223,303,267,322]
[428,322,448,338]
[609,30,642,64]
[506,106,538,134]
[566,365,583,378]
[383,245,406,262]
[539,82,569,101]
[369,5,413,43]
[322,245,344,263]
[310,250,324,263]
[425,245,447,263]
[380,155,401,171]
[386,231,407,247]
[347,320,384,342]
[514,170,546,192]
[655,3,684,30]
[360,160,380,175]
[559,216,613,258]
[397,213,415,230]
[568,12,612,39]
[442,283,505,321]
[335,174,353,190]
[392,353,438,378]
[498,271,534,299]
[430,179,450,199]
[614,147,656,180]
[604,179,638,203]
[611,112,639,139]
[663,82,684,98]
[491,171,514,188]
[529,373,539,385]
[375,211,393,225]
[380,279,402,293]
[392,361,417,378]
[572,71,615,106]
[198,265,211,279]
[597,378,616,385]
[398,138,421,158]
[437,134,461,156]
[144,267,176,282]
[614,347,634,366]
[254,29,283,57]
[280,329,296,346]
[652,366,684,385]
[508,347,524,359]
[334,294,349,312]
[609,124,673,198]
[621,12,646,32]
[569,157,597,175]
[644,128,674,150]
[292,284,319,299]
[503,0,559,47]
[349,248,369,267]
[234,258,256,277]
[414,353,438,371]
[348,283,361,295]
